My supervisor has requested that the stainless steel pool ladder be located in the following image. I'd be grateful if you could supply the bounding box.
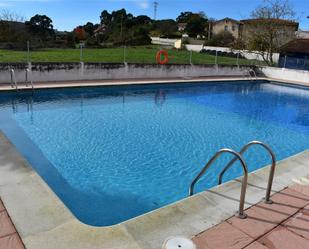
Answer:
[189,148,249,219]
[189,141,277,219]
[10,69,18,91]
[10,68,34,92]
[248,69,257,80]
[218,141,276,204]
[25,68,34,90]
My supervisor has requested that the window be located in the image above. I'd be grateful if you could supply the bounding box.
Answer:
[232,25,236,31]
[224,25,228,31]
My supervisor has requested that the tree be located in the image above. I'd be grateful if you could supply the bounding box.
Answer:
[134,15,152,26]
[176,12,208,37]
[0,9,25,22]
[0,10,29,47]
[74,26,87,42]
[185,13,208,37]
[83,22,95,36]
[130,27,151,45]
[98,9,152,46]
[100,10,112,26]
[26,14,54,36]
[207,31,235,47]
[176,12,193,23]
[245,0,297,65]
[152,19,178,38]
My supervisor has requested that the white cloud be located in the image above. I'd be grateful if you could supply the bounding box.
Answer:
[110,0,151,10]
[136,1,150,9]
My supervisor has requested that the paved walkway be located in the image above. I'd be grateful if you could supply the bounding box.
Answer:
[192,181,309,249]
[0,200,24,249]
[0,180,308,249]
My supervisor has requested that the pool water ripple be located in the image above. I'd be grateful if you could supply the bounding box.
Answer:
[0,80,308,226]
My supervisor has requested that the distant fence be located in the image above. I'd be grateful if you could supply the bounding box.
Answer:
[199,45,279,63]
[278,55,309,71]
[150,37,280,63]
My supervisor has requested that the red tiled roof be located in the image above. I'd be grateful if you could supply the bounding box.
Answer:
[280,39,309,54]
[240,18,298,26]
[213,17,240,24]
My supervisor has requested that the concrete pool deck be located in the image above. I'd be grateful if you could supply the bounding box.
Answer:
[193,180,309,249]
[0,75,308,92]
[0,130,308,249]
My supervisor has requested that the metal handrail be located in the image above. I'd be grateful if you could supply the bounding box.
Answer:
[25,68,34,90]
[189,148,248,219]
[10,69,18,90]
[248,69,257,80]
[218,141,276,204]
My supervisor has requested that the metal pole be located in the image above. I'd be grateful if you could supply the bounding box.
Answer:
[283,55,287,68]
[189,50,192,65]
[215,50,218,65]
[208,22,211,40]
[80,43,83,62]
[123,45,127,64]
[27,40,30,63]
[236,53,239,66]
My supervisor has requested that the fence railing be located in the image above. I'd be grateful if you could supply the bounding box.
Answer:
[1,44,268,67]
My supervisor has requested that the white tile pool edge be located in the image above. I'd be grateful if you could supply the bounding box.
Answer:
[0,132,308,249]
[0,76,307,94]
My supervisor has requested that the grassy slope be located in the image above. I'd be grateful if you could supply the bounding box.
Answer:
[0,46,260,65]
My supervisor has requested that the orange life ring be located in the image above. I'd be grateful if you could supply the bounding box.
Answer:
[156,50,169,65]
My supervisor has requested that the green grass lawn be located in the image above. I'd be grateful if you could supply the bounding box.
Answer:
[0,46,262,66]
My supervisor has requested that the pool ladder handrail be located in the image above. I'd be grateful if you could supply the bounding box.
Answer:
[248,69,257,80]
[25,68,34,90]
[218,141,276,204]
[189,148,249,219]
[10,68,18,91]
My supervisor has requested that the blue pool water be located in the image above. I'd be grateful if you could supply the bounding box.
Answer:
[0,80,308,226]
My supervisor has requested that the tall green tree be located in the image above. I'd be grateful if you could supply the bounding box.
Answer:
[176,12,208,37]
[83,22,95,36]
[26,14,54,36]
[186,14,208,37]
[100,10,112,25]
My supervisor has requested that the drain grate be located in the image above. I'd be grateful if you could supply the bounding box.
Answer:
[162,236,196,249]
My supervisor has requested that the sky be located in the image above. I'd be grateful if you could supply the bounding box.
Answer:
[0,0,308,31]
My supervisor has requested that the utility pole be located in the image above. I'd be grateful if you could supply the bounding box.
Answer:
[153,1,158,20]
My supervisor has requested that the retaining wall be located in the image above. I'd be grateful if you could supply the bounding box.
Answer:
[259,66,309,85]
[0,63,253,84]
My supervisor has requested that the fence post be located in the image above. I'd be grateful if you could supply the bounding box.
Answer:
[236,53,239,67]
[79,43,84,62]
[215,50,218,65]
[123,45,127,64]
[283,55,287,68]
[189,50,193,65]
[27,40,30,63]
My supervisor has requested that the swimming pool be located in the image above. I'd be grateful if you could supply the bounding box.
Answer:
[0,80,308,226]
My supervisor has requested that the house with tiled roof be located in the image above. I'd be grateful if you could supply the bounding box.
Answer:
[210,17,299,47]
[212,18,241,39]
